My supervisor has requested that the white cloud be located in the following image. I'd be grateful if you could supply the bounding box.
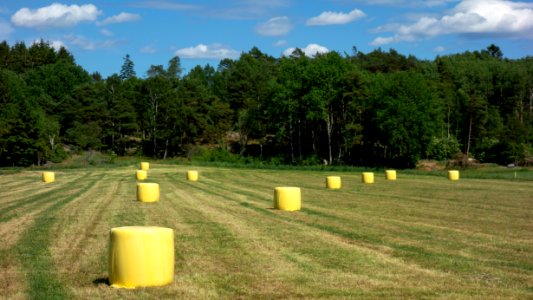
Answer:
[175,44,239,59]
[434,45,445,52]
[64,34,122,51]
[371,0,533,45]
[0,20,13,40]
[50,40,66,51]
[283,43,329,57]
[274,39,287,47]
[97,12,140,26]
[11,3,100,28]
[370,34,417,46]
[100,28,113,36]
[32,39,66,51]
[306,9,366,26]
[140,45,157,54]
[255,16,292,36]
[370,36,399,46]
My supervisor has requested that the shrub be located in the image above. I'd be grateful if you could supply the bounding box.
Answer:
[426,136,461,161]
[191,146,244,163]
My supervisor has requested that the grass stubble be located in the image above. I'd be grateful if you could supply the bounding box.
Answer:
[0,165,531,299]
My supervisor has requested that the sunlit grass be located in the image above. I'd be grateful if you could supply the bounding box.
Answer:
[0,165,532,299]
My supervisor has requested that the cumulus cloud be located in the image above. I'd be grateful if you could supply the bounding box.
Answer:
[306,9,366,26]
[97,12,140,26]
[370,35,416,46]
[255,16,292,36]
[371,0,533,45]
[11,3,100,28]
[175,44,239,59]
[283,43,329,57]
[32,39,66,51]
[50,40,67,51]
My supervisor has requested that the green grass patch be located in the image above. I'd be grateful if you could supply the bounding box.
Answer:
[1,165,532,299]
[14,176,99,300]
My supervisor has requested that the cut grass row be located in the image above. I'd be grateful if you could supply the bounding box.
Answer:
[0,165,532,299]
[182,170,533,277]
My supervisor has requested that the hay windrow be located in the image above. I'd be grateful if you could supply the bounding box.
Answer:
[0,166,532,299]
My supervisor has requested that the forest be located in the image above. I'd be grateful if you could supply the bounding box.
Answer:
[0,40,531,168]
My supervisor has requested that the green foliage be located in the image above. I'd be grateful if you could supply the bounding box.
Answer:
[0,69,48,166]
[191,146,244,163]
[65,122,103,150]
[365,71,442,167]
[299,154,322,166]
[426,136,461,160]
[48,147,68,163]
[472,137,499,162]
[119,54,136,80]
[0,41,531,168]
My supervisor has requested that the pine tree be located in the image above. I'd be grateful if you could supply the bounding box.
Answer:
[120,54,136,80]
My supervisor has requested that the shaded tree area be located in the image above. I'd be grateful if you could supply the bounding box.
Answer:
[0,41,531,167]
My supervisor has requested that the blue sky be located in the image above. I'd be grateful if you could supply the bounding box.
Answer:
[1,0,532,77]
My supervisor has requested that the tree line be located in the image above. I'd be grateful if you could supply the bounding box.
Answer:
[0,40,531,167]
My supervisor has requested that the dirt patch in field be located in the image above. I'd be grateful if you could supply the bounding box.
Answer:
[416,160,445,171]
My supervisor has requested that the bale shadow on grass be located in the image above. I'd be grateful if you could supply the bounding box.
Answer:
[92,277,109,286]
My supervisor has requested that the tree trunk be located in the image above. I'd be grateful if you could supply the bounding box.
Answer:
[111,122,115,148]
[311,129,317,154]
[163,138,169,160]
[447,106,450,139]
[151,100,158,157]
[153,133,157,157]
[289,118,294,163]
[529,89,533,117]
[465,113,473,166]
[338,141,342,161]
[298,118,302,161]
[48,135,56,152]
[327,110,334,165]
[239,134,248,156]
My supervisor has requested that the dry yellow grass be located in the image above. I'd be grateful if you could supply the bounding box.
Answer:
[0,165,532,299]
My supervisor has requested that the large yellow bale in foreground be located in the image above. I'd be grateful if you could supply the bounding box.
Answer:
[448,170,460,181]
[140,162,149,171]
[109,226,174,289]
[187,170,199,181]
[326,176,341,189]
[136,170,147,181]
[385,170,397,180]
[362,172,374,184]
[274,187,301,211]
[42,171,55,183]
[137,183,160,202]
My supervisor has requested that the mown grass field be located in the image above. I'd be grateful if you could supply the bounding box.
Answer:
[1,164,532,299]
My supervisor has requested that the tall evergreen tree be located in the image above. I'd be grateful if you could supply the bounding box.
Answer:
[120,54,136,80]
